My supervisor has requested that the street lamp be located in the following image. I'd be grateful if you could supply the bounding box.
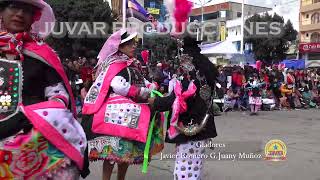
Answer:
[194,0,214,41]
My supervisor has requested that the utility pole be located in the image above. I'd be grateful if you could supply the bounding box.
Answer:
[240,0,245,54]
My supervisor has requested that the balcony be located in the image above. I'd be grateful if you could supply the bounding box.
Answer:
[302,0,313,6]
[300,23,320,32]
[301,19,311,25]
[301,2,320,13]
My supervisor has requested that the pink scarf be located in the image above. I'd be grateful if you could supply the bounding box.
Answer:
[168,81,197,139]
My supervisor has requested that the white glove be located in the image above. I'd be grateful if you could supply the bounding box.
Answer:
[110,76,131,96]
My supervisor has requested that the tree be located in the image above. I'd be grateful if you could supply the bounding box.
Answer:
[283,20,298,42]
[143,34,177,64]
[244,13,298,64]
[46,0,115,59]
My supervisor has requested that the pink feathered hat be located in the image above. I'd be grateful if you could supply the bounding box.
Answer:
[96,29,137,68]
[0,0,56,38]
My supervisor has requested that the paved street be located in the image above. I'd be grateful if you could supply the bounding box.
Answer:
[83,109,320,180]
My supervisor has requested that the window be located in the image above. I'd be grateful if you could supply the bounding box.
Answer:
[309,53,320,60]
[149,2,156,8]
[311,12,320,24]
[220,11,226,18]
[205,12,219,20]
[311,32,320,42]
[237,12,242,18]
[306,33,309,37]
[226,11,231,18]
[306,14,309,18]
[190,16,201,22]
[236,41,241,51]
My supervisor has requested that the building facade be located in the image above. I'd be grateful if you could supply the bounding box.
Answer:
[109,0,146,19]
[144,0,167,21]
[226,18,243,53]
[190,1,271,43]
[299,0,320,67]
[110,0,122,17]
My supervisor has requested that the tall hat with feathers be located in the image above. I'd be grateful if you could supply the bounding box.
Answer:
[164,0,193,35]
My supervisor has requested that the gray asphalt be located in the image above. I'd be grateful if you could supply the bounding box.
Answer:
[82,109,320,180]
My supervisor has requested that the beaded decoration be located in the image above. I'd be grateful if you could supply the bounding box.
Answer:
[0,58,23,122]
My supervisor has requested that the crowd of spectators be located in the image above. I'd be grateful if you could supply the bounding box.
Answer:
[63,54,320,115]
[62,57,97,114]
[215,64,320,112]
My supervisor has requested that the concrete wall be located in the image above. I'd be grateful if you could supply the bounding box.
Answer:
[191,2,270,43]
[230,3,271,19]
[300,31,320,42]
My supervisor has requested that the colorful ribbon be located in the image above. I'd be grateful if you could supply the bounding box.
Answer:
[168,80,197,139]
[142,90,168,174]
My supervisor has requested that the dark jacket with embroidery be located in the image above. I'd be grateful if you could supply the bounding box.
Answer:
[154,37,219,144]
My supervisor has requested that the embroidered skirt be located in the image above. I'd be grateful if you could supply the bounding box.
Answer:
[0,129,79,179]
[82,114,164,164]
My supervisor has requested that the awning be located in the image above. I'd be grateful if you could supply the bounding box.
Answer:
[281,59,305,70]
[200,40,239,55]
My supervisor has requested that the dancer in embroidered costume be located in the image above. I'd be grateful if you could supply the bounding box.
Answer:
[81,29,172,180]
[0,0,87,179]
[152,36,219,180]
